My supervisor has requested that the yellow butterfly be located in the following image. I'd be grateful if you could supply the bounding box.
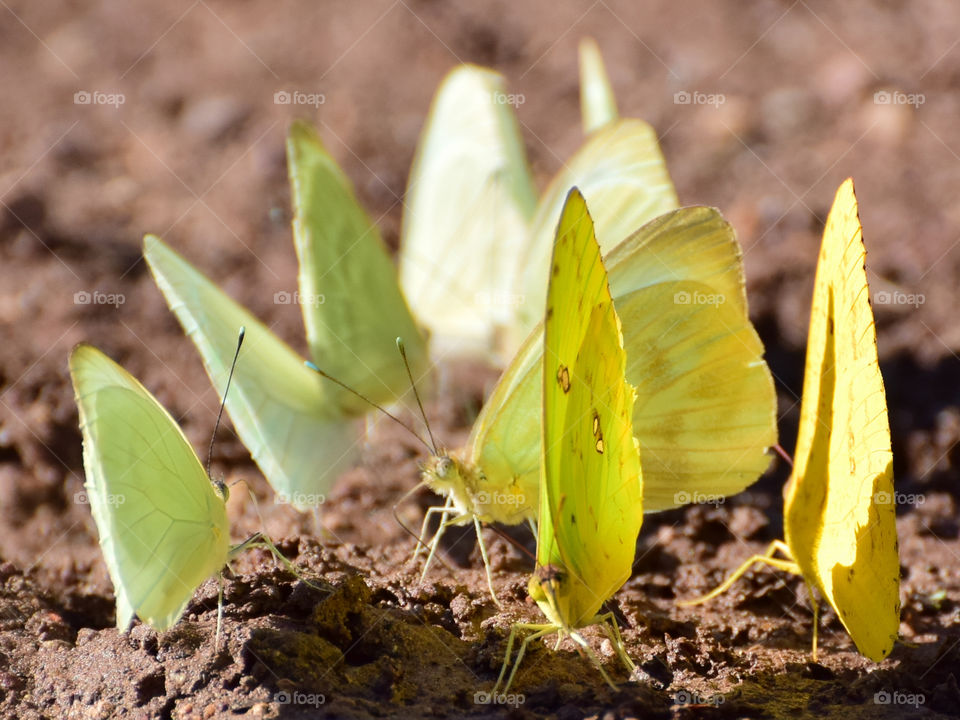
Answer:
[682,178,900,662]
[494,188,642,692]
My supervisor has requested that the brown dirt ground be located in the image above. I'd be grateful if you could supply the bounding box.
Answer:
[2,1,960,718]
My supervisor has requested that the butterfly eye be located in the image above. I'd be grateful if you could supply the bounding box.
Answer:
[215,479,230,502]
[436,456,453,478]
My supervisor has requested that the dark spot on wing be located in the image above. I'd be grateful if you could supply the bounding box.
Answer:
[592,409,604,453]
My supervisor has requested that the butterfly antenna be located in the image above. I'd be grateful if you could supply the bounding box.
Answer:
[396,337,438,453]
[206,326,245,480]
[303,360,432,453]
[488,523,536,563]
[773,443,794,468]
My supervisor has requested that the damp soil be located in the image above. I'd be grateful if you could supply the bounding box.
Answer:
[2,1,960,718]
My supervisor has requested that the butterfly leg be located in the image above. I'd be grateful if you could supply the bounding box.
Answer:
[473,516,501,607]
[568,629,618,689]
[413,499,454,562]
[805,578,820,662]
[597,611,637,679]
[417,505,458,580]
[494,623,556,695]
[679,539,800,606]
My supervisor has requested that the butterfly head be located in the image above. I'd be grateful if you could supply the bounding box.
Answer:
[421,452,478,515]
[529,562,602,630]
[528,564,568,628]
[213,477,230,503]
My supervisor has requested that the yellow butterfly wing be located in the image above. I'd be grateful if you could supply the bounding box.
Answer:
[535,188,643,628]
[784,178,900,661]
[609,208,775,510]
[517,119,679,341]
[399,64,537,359]
[144,236,358,508]
[288,120,430,407]
[457,206,774,516]
[579,37,618,134]
[70,345,231,631]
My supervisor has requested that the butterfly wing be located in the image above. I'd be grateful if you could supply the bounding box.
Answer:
[579,37,618,135]
[517,119,679,341]
[535,189,643,628]
[144,235,356,508]
[399,64,537,360]
[288,120,430,410]
[608,207,776,510]
[70,344,230,631]
[784,179,900,661]
[467,206,775,515]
